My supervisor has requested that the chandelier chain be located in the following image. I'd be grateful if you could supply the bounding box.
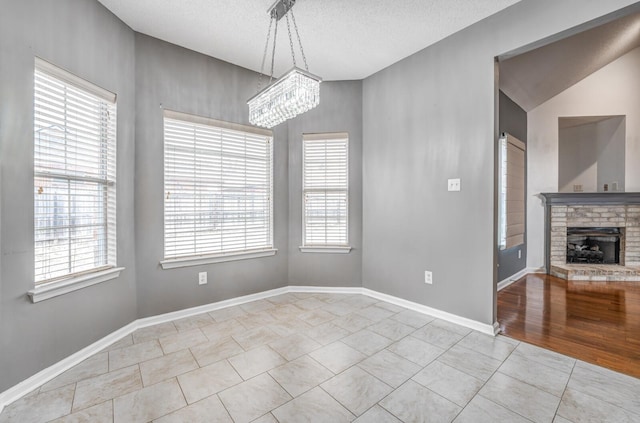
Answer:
[289,8,309,71]
[257,16,274,92]
[269,18,279,84]
[285,14,297,68]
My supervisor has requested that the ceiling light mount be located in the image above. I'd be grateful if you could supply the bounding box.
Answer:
[248,0,321,128]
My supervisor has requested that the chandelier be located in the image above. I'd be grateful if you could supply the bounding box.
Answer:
[248,0,321,128]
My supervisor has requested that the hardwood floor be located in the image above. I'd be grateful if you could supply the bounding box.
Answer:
[498,273,640,378]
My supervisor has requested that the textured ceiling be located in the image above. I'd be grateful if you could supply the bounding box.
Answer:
[500,12,640,112]
[97,0,520,81]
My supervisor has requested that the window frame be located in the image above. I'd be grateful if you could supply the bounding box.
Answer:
[300,133,351,253]
[498,132,526,250]
[160,110,276,269]
[28,58,122,303]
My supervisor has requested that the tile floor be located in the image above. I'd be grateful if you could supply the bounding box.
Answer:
[2,292,640,422]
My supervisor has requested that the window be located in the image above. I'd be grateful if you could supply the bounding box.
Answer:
[302,133,350,252]
[162,110,274,268]
[34,58,117,285]
[498,132,526,250]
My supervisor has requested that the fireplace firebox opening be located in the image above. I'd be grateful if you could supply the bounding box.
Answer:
[566,227,622,264]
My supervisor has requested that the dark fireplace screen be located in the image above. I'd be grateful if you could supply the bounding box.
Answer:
[566,227,621,264]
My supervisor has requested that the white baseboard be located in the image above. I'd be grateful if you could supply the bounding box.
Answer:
[362,289,497,336]
[497,267,541,291]
[0,284,496,412]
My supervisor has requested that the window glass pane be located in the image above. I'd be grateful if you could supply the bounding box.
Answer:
[164,114,273,259]
[303,136,349,246]
[34,64,117,284]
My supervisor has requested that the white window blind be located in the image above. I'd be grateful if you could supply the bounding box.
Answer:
[499,132,526,250]
[303,133,349,246]
[163,110,273,259]
[34,58,117,285]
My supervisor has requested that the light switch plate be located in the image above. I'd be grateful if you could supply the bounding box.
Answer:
[448,178,461,191]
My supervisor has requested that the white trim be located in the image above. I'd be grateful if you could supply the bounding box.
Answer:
[0,320,135,413]
[1,284,497,412]
[288,285,363,295]
[35,57,116,103]
[163,109,272,137]
[361,288,497,336]
[27,267,124,303]
[298,246,352,254]
[160,249,277,269]
[497,267,546,291]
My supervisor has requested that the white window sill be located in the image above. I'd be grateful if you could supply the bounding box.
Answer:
[160,248,278,269]
[28,267,124,303]
[299,246,352,254]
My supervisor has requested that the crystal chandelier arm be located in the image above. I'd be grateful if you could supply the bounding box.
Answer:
[289,8,309,72]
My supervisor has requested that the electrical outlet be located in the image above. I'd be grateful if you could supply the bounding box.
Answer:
[518,249,522,259]
[198,272,207,285]
[447,178,460,192]
[424,270,433,284]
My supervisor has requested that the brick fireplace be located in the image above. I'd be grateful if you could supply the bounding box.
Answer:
[541,193,640,281]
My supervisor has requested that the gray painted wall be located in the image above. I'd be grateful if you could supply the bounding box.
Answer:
[287,81,363,287]
[0,0,137,391]
[497,91,527,282]
[134,34,289,318]
[362,0,638,325]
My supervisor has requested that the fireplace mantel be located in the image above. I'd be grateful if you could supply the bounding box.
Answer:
[541,192,640,206]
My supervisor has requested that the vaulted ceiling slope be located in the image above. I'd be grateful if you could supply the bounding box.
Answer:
[97,0,520,81]
[500,11,640,112]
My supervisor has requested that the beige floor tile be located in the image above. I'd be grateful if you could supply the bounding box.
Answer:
[208,306,247,322]
[200,318,248,343]
[139,349,198,386]
[178,360,242,404]
[321,366,393,416]
[265,304,306,321]
[380,380,461,423]
[355,305,395,322]
[294,297,326,310]
[73,365,142,411]
[235,311,278,330]
[159,328,208,354]
[0,384,74,423]
[558,388,640,423]
[228,345,287,380]
[154,394,232,423]
[268,318,312,337]
[411,323,465,349]
[305,321,350,345]
[341,329,392,356]
[232,326,281,350]
[172,313,215,332]
[309,342,367,374]
[353,405,402,422]
[268,333,321,361]
[333,313,374,333]
[499,351,571,397]
[437,344,502,381]
[479,372,560,423]
[268,355,333,397]
[388,336,445,366]
[103,335,134,352]
[272,387,355,422]
[413,361,484,407]
[240,299,275,314]
[453,395,531,423]
[218,373,291,423]
[298,309,336,326]
[358,349,421,388]
[190,337,244,367]
[108,339,164,371]
[390,309,435,328]
[41,352,108,392]
[367,319,414,341]
[457,331,517,361]
[113,378,186,423]
[50,400,113,423]
[132,322,177,343]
